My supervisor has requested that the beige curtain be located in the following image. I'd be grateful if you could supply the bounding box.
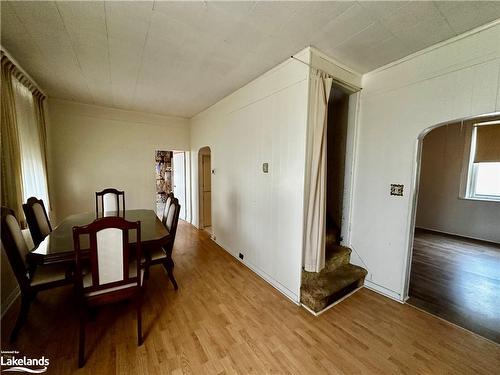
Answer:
[12,77,50,208]
[33,93,51,208]
[1,56,24,222]
[474,124,500,163]
[303,71,332,272]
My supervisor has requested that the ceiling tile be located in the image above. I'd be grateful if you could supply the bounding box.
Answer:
[379,1,439,36]
[2,1,499,117]
[357,1,409,21]
[313,3,374,48]
[435,1,500,35]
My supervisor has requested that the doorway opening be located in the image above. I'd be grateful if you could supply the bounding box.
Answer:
[326,84,350,245]
[300,82,367,314]
[155,150,187,220]
[198,146,212,234]
[405,113,500,343]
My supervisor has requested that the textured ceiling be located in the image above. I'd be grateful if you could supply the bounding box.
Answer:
[1,1,499,118]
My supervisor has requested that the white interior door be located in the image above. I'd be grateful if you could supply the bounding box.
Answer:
[173,151,186,220]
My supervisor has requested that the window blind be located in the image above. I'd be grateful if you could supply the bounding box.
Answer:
[474,124,500,163]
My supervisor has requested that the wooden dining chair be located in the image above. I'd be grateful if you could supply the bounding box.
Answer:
[73,216,144,368]
[23,197,52,247]
[145,198,180,290]
[161,192,174,225]
[95,188,125,218]
[1,206,74,341]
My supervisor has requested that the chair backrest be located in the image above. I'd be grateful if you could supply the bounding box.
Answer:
[165,198,181,239]
[161,192,174,225]
[23,197,52,247]
[1,206,31,290]
[95,188,125,218]
[73,216,141,295]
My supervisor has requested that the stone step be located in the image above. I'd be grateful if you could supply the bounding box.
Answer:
[301,263,368,313]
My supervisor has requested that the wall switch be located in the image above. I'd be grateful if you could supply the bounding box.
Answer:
[390,184,404,196]
[262,163,269,173]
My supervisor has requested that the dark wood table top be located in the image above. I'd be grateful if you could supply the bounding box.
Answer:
[28,209,170,264]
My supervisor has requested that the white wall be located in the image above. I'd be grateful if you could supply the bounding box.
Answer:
[350,22,500,300]
[189,50,311,302]
[416,124,500,243]
[47,99,190,223]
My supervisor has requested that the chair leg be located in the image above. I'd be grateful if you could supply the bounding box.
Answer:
[136,293,143,346]
[10,293,31,342]
[164,258,178,291]
[78,307,87,368]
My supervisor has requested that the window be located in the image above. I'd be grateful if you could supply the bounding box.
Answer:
[12,77,50,207]
[466,123,500,201]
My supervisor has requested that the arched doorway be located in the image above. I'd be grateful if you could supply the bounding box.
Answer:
[198,147,212,234]
[404,113,500,342]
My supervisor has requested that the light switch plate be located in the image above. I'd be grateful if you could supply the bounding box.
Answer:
[390,184,404,196]
[262,163,269,173]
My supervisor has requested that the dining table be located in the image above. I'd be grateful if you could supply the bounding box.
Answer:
[27,209,170,265]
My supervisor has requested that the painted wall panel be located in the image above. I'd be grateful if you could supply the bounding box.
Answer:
[189,52,310,301]
[351,23,500,299]
[47,99,190,223]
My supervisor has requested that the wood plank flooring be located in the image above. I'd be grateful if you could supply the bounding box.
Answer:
[2,222,499,374]
[408,228,500,343]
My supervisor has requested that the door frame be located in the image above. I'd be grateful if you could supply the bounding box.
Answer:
[172,151,187,220]
[340,91,360,247]
[401,111,500,300]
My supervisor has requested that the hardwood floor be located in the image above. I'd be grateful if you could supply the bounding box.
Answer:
[408,228,500,343]
[2,222,499,374]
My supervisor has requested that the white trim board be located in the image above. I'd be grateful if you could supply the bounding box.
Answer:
[364,280,404,303]
[301,285,364,317]
[415,226,500,245]
[1,286,20,319]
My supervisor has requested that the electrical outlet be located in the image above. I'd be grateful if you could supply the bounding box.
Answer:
[239,253,244,260]
[390,184,404,196]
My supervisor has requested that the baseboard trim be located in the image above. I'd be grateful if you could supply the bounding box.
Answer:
[1,286,20,319]
[212,239,301,306]
[415,226,499,245]
[242,258,301,305]
[301,285,364,316]
[364,280,404,303]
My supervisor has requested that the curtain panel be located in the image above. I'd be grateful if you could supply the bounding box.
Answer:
[12,78,50,208]
[303,71,332,272]
[1,52,50,223]
[33,93,51,206]
[1,56,24,223]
